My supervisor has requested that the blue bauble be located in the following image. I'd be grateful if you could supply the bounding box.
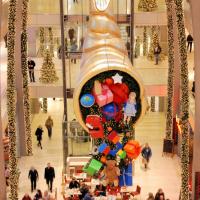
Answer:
[80,94,95,107]
[102,103,119,120]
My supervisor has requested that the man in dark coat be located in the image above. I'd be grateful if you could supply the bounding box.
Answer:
[35,125,43,149]
[141,143,152,169]
[44,163,55,192]
[69,177,80,189]
[28,166,39,192]
[28,58,36,82]
[187,34,193,53]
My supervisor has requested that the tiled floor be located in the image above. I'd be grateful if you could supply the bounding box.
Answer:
[14,98,181,200]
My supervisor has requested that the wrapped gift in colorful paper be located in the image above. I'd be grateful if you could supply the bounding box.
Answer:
[117,149,126,159]
[124,140,141,160]
[98,143,110,155]
[109,142,123,156]
[119,164,133,186]
[83,159,103,176]
[93,80,113,107]
[102,103,119,121]
[86,115,104,138]
[100,156,107,164]
[108,131,120,144]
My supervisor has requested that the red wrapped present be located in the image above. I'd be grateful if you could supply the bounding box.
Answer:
[107,185,120,195]
[124,140,141,160]
[86,115,104,138]
[93,81,113,107]
[108,131,120,144]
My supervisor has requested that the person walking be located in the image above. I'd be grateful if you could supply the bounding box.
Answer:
[22,193,32,200]
[28,166,39,192]
[45,116,54,139]
[154,43,162,65]
[44,163,55,192]
[34,189,42,200]
[35,125,43,149]
[155,188,165,200]
[187,34,193,53]
[28,58,36,82]
[68,27,75,42]
[141,143,152,169]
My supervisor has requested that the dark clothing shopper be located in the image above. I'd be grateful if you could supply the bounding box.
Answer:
[44,163,55,192]
[28,59,36,82]
[45,116,54,139]
[187,34,193,53]
[28,167,39,192]
[35,126,43,149]
[141,143,152,169]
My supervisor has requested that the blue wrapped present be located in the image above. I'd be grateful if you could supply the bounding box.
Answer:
[119,164,133,186]
[109,142,123,156]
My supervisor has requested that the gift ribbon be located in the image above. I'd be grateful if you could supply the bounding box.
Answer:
[101,85,112,105]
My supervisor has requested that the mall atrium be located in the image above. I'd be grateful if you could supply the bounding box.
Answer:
[0,0,200,200]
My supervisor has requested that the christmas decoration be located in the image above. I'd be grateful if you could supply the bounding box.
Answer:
[86,115,104,138]
[39,27,45,57]
[134,36,141,58]
[102,103,119,121]
[143,26,148,56]
[80,94,95,108]
[43,98,47,113]
[93,81,113,107]
[150,96,155,112]
[39,50,59,84]
[74,1,146,186]
[138,0,158,12]
[48,27,54,57]
[123,140,141,160]
[21,0,32,155]
[165,0,174,140]
[174,0,189,199]
[119,163,132,186]
[83,159,103,176]
[7,0,19,199]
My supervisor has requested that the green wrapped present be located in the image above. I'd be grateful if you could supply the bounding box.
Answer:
[83,159,103,176]
[117,149,126,159]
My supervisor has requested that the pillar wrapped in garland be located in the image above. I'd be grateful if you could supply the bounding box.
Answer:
[165,0,174,140]
[174,0,189,199]
[21,0,32,155]
[150,96,155,112]
[39,27,45,57]
[138,0,158,12]
[43,98,48,113]
[134,36,141,58]
[48,27,54,57]
[143,26,147,56]
[7,0,19,199]
[73,0,146,187]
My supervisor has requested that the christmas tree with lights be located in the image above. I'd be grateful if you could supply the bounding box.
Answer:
[39,50,58,84]
[138,0,158,12]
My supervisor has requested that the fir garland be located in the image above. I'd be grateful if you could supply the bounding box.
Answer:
[174,0,189,199]
[143,26,147,56]
[150,96,155,112]
[138,0,158,12]
[165,0,174,140]
[134,36,141,58]
[43,98,48,113]
[21,0,32,155]
[7,0,18,199]
[39,27,45,56]
[48,27,54,57]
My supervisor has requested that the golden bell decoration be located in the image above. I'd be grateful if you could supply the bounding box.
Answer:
[74,0,146,132]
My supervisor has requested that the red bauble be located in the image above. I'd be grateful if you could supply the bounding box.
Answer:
[121,83,129,94]
[104,78,114,86]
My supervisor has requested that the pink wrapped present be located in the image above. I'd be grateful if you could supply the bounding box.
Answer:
[93,84,113,107]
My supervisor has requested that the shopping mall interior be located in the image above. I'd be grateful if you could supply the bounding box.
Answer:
[0,0,200,200]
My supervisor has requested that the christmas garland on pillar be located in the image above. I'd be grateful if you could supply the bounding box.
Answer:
[7,0,18,199]
[43,98,48,113]
[143,26,147,56]
[165,0,174,140]
[39,27,45,56]
[48,27,54,57]
[138,0,158,12]
[21,0,33,155]
[174,0,189,199]
[150,96,155,112]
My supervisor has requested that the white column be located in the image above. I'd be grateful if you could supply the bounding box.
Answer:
[27,27,38,57]
[190,0,200,199]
